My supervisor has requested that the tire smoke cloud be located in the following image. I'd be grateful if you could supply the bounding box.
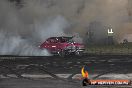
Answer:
[0,0,70,56]
[0,0,130,55]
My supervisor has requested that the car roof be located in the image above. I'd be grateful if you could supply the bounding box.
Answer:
[48,36,73,39]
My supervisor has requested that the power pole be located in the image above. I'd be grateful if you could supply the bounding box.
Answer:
[107,27,114,45]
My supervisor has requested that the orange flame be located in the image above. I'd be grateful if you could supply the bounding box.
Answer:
[81,67,89,78]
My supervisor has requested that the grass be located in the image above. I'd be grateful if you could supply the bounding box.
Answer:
[85,44,132,55]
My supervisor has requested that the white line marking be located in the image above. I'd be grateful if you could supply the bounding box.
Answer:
[56,74,72,78]
[22,74,53,78]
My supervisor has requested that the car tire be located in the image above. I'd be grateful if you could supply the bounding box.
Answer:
[58,50,65,57]
[75,51,83,56]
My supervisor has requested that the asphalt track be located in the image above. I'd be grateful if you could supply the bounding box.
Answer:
[0,55,132,88]
[0,55,132,74]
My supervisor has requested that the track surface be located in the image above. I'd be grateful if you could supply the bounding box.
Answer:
[0,55,132,74]
[0,55,132,88]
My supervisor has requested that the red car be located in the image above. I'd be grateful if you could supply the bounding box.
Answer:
[40,36,85,56]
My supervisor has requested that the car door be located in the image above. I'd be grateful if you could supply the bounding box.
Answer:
[49,38,57,52]
[43,39,51,51]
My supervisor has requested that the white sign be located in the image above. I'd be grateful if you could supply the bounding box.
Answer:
[108,29,114,34]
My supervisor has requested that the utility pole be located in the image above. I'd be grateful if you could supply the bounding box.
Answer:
[107,27,114,45]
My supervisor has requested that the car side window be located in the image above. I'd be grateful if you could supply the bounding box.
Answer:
[49,38,57,43]
[62,39,66,43]
[44,39,50,43]
[67,39,74,43]
[59,38,66,43]
[54,39,58,43]
[50,39,54,43]
[45,40,50,43]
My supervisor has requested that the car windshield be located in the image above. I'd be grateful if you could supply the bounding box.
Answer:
[59,37,74,43]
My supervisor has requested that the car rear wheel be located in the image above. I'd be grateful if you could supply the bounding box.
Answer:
[75,51,83,56]
[58,50,65,57]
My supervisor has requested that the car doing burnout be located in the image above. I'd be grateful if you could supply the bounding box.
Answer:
[39,36,85,56]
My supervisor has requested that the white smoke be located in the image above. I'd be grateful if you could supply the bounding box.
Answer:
[0,30,50,56]
[2,0,128,55]
[0,15,70,56]
[0,0,70,56]
[33,15,70,42]
[72,33,83,43]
